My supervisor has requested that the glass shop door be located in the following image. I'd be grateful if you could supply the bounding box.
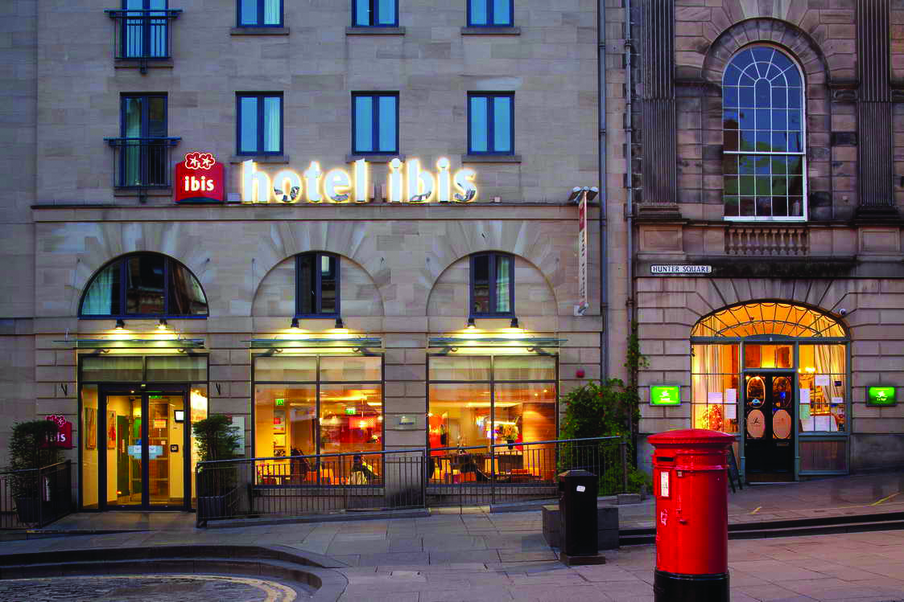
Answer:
[98,385,189,510]
[743,373,795,481]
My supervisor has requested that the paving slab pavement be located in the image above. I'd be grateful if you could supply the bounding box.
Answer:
[3,471,904,601]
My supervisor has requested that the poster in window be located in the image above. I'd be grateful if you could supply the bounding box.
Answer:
[273,409,286,434]
[85,407,97,450]
[107,410,117,449]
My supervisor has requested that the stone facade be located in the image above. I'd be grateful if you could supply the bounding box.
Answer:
[609,0,904,477]
[0,0,604,504]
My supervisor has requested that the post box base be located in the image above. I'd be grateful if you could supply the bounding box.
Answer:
[654,569,729,602]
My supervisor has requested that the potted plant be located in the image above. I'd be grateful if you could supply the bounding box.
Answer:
[8,420,62,524]
[193,415,241,521]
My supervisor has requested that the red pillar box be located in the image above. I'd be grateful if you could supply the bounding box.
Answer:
[649,429,734,602]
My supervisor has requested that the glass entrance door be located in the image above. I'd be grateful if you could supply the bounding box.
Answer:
[744,373,794,481]
[99,386,189,510]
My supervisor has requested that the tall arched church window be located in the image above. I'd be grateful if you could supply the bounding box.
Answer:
[722,46,806,220]
[79,253,209,317]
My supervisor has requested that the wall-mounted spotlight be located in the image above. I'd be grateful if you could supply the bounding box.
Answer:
[290,317,300,330]
[566,187,583,203]
[585,186,599,202]
[157,318,168,331]
[114,319,126,331]
[467,317,476,329]
[335,317,344,329]
[510,317,520,329]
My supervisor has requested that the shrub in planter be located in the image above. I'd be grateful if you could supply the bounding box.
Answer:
[8,420,63,524]
[559,380,650,495]
[192,415,241,519]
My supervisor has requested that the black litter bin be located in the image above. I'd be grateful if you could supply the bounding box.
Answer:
[558,469,598,557]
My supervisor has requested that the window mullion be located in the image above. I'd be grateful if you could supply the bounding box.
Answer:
[120,258,127,317]
[488,254,497,314]
[487,96,495,153]
[487,0,494,24]
[372,95,380,152]
[258,94,265,155]
[258,0,264,26]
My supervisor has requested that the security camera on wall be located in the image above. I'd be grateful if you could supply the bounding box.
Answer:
[839,309,848,316]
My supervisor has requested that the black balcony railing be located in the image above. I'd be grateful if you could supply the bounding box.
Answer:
[105,8,182,72]
[105,137,181,195]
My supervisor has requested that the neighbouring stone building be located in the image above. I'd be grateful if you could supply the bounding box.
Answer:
[0,0,605,510]
[606,0,904,480]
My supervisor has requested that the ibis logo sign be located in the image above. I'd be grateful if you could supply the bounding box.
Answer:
[650,385,681,406]
[174,152,225,204]
[241,157,478,204]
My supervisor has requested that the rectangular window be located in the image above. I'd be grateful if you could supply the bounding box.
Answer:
[122,0,168,59]
[253,356,384,481]
[237,93,283,155]
[352,93,398,154]
[471,253,514,316]
[468,93,513,154]
[238,0,282,26]
[691,344,740,433]
[468,0,513,26]
[353,0,398,26]
[120,94,168,187]
[428,355,557,483]
[296,253,340,317]
[798,345,846,433]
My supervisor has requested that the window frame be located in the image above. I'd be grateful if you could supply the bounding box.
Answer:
[78,252,209,319]
[120,93,167,139]
[251,354,386,460]
[469,252,515,318]
[236,0,283,27]
[121,0,170,59]
[722,44,807,222]
[295,252,342,318]
[236,92,284,156]
[467,92,515,155]
[467,0,514,27]
[351,92,400,155]
[352,0,399,27]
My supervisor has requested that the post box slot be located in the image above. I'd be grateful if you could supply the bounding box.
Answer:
[656,456,675,463]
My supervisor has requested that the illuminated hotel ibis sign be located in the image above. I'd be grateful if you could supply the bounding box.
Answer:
[175,152,225,203]
[241,157,478,204]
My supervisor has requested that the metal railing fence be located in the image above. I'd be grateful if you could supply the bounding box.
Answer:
[0,461,72,529]
[195,437,630,526]
[196,449,426,527]
[426,436,627,508]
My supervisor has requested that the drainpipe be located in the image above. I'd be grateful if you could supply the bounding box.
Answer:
[623,0,637,457]
[598,0,608,381]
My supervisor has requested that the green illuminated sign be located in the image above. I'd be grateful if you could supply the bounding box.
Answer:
[868,386,897,406]
[651,385,681,406]
[345,407,357,415]
[275,398,285,406]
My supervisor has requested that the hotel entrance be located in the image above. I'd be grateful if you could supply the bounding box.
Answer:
[98,386,190,509]
[79,355,209,511]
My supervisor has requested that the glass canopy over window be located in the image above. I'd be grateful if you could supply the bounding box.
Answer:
[691,302,845,339]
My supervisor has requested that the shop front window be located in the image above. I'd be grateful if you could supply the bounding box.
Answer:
[692,344,740,433]
[427,355,556,450]
[798,344,846,433]
[253,355,383,460]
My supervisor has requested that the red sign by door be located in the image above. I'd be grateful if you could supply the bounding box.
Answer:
[174,152,225,204]
[45,414,73,449]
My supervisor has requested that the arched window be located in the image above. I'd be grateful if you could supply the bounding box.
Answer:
[296,252,340,317]
[722,46,806,220]
[79,253,208,317]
